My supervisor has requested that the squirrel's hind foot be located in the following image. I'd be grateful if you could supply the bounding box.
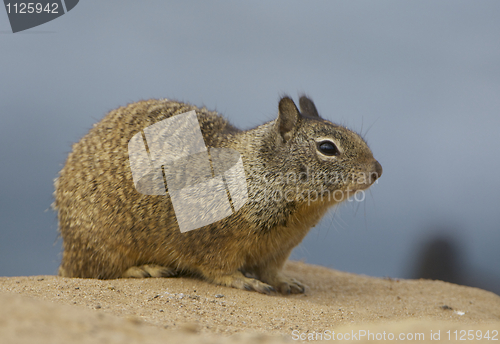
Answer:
[122,264,176,278]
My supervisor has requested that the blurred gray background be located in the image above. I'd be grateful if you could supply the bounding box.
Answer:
[1,1,499,294]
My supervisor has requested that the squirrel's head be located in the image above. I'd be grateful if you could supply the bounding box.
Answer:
[260,95,382,205]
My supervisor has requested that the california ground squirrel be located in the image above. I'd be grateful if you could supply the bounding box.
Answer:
[54,96,382,294]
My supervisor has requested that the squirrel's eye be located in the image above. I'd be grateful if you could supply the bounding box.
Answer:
[317,140,339,156]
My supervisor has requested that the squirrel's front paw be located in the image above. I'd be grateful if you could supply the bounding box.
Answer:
[268,274,305,295]
[209,271,276,295]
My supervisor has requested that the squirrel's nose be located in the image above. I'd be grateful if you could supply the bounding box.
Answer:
[372,160,383,181]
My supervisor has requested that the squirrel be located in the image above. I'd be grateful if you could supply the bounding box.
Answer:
[54,96,382,295]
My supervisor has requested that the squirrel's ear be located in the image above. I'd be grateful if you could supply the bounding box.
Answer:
[277,97,300,142]
[299,96,319,118]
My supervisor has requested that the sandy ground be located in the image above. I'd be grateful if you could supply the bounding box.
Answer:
[0,261,499,343]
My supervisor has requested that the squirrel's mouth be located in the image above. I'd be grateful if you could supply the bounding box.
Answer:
[345,179,378,193]
[352,180,376,190]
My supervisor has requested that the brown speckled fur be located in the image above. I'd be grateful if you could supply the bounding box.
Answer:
[54,96,382,294]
